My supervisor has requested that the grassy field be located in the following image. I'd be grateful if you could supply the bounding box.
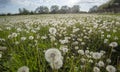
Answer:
[0,14,120,72]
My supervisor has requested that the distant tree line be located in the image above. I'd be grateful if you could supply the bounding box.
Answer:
[18,5,80,15]
[89,0,120,13]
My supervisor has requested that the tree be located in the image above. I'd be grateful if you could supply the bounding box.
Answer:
[50,5,59,14]
[19,8,22,14]
[60,5,70,13]
[71,5,80,13]
[89,5,98,13]
[18,8,30,15]
[97,0,120,13]
[35,6,49,14]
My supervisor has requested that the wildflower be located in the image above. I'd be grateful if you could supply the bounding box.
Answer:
[45,48,62,63]
[12,33,18,38]
[21,37,26,41]
[75,46,79,50]
[78,50,84,55]
[107,35,111,38]
[60,46,68,54]
[88,59,93,63]
[50,36,56,42]
[17,66,29,72]
[92,52,102,59]
[45,48,63,70]
[0,46,7,51]
[104,39,108,43]
[98,61,105,67]
[41,35,47,39]
[81,42,85,45]
[106,59,111,64]
[49,27,57,35]
[50,59,63,70]
[15,41,19,45]
[106,65,116,72]
[93,67,100,72]
[17,28,22,32]
[29,36,34,40]
[109,42,118,47]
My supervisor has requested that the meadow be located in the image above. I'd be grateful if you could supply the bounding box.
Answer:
[0,14,120,72]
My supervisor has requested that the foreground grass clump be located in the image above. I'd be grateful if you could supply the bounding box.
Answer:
[0,14,120,72]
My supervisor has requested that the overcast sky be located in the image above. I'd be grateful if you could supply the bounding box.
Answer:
[0,0,109,14]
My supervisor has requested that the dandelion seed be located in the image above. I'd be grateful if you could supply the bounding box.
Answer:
[106,65,116,72]
[49,27,57,35]
[78,50,84,55]
[12,33,18,38]
[60,46,68,53]
[45,48,63,70]
[21,37,26,41]
[109,42,118,48]
[50,59,63,69]
[45,48,62,63]
[98,61,105,67]
[104,39,109,43]
[29,36,34,40]
[93,67,100,72]
[0,46,7,51]
[92,52,102,59]
[106,59,111,64]
[17,66,29,72]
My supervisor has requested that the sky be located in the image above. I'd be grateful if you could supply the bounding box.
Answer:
[0,0,109,14]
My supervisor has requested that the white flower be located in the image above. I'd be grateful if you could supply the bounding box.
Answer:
[29,36,34,40]
[93,67,100,72]
[78,50,84,55]
[107,35,111,38]
[45,48,62,63]
[50,36,56,42]
[41,36,47,39]
[106,59,111,64]
[49,27,57,35]
[92,52,102,59]
[109,42,118,47]
[0,46,7,51]
[75,46,79,50]
[17,28,22,32]
[12,33,18,38]
[45,48,63,70]
[106,65,116,72]
[98,61,105,67]
[21,37,26,41]
[17,66,29,72]
[104,39,108,43]
[0,53,2,58]
[81,42,85,45]
[60,46,68,53]
[50,59,63,70]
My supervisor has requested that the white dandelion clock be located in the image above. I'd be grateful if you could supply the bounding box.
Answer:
[49,27,57,35]
[17,66,29,72]
[109,42,118,48]
[98,61,105,67]
[78,50,84,55]
[45,48,62,63]
[29,36,34,40]
[45,48,63,70]
[106,65,116,72]
[50,59,63,70]
[93,67,100,72]
[92,52,102,59]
